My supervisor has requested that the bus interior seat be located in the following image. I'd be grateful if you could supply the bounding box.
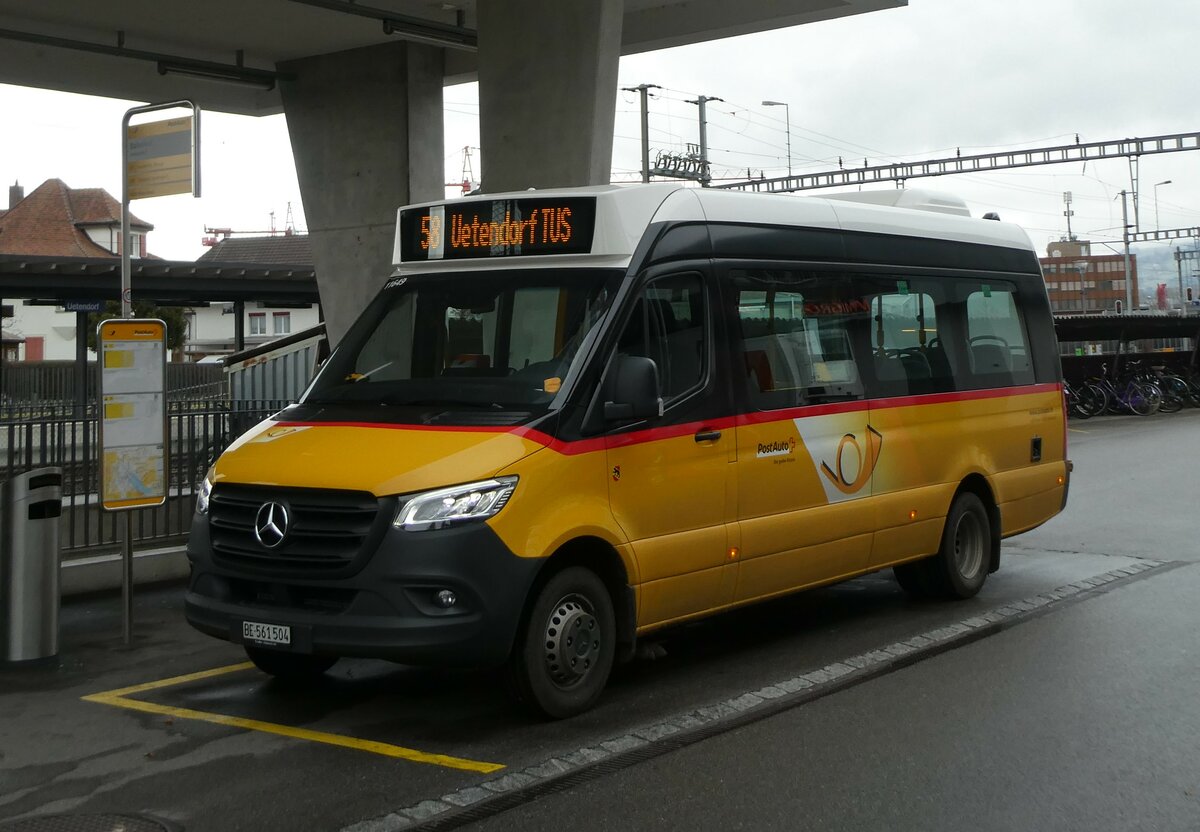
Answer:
[970,343,1010,374]
[924,343,953,380]
[899,350,932,380]
[451,353,491,369]
[744,349,774,392]
[619,298,678,352]
[619,297,699,396]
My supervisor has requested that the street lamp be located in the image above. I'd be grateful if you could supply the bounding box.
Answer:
[761,100,792,179]
[1154,179,1172,230]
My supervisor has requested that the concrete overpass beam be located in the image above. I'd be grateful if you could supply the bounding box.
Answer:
[477,0,623,193]
[280,42,444,343]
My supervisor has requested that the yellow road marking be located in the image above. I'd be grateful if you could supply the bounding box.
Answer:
[82,664,504,774]
[1068,427,1090,434]
[91,661,256,697]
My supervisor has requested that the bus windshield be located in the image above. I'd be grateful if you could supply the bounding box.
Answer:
[304,268,621,417]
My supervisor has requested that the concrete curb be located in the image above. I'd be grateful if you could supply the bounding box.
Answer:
[61,546,189,596]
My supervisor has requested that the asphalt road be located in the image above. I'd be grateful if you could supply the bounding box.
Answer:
[1,409,1197,832]
[455,411,1200,832]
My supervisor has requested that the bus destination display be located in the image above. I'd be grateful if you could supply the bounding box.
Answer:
[400,197,596,261]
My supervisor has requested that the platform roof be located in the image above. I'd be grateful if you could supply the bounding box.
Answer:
[0,254,318,305]
[0,0,903,115]
[1055,313,1200,344]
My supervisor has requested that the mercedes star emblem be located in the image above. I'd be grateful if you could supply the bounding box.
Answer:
[254,502,290,548]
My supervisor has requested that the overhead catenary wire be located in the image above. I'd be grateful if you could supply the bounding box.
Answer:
[456,81,1194,250]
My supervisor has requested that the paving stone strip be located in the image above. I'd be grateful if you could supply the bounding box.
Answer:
[341,559,1168,832]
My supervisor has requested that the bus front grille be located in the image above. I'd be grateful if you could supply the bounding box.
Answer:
[208,484,387,575]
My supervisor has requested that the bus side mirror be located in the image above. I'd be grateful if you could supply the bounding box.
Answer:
[604,355,663,421]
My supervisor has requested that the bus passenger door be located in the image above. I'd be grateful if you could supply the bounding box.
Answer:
[728,270,876,603]
[603,272,738,628]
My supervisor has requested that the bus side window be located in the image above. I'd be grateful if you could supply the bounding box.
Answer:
[965,284,1035,387]
[615,274,708,405]
[730,269,865,409]
[869,283,955,396]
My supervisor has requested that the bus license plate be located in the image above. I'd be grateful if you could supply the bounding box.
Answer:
[243,621,291,646]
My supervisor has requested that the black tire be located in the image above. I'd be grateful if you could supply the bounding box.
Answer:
[1129,381,1161,416]
[931,492,992,599]
[893,559,939,599]
[1079,383,1108,417]
[1158,394,1183,414]
[507,566,616,719]
[895,493,992,600]
[1068,392,1092,420]
[245,645,338,680]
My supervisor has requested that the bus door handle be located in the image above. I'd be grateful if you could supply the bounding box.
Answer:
[694,428,722,443]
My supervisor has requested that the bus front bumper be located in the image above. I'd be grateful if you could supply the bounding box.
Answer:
[184,518,542,668]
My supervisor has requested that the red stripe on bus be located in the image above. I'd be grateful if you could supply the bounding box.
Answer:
[734,382,1060,425]
[273,382,1061,455]
[273,420,517,434]
[868,382,1062,411]
[736,399,867,426]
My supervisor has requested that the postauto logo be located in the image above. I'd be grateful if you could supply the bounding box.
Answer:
[756,437,796,458]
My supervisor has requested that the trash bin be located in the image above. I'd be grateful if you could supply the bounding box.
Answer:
[0,468,63,663]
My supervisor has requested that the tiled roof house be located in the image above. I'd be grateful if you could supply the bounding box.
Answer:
[196,233,312,266]
[0,178,153,258]
[1,179,320,362]
[0,179,156,360]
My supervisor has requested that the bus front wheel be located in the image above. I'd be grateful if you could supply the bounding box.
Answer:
[508,566,616,719]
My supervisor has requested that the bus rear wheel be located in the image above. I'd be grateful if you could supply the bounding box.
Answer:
[895,492,991,600]
[245,646,338,680]
[508,566,616,719]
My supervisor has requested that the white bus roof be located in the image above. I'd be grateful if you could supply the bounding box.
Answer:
[392,183,1035,272]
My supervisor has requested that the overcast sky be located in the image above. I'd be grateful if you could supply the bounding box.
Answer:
[3,0,1199,294]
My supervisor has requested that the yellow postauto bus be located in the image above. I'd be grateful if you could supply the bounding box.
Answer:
[186,184,1070,717]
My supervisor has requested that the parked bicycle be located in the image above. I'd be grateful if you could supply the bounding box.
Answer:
[1086,363,1161,416]
[1064,378,1105,419]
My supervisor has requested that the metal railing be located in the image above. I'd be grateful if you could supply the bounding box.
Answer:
[1,399,288,556]
[1,361,225,404]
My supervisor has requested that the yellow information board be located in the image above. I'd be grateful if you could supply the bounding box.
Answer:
[127,116,194,200]
[98,319,168,510]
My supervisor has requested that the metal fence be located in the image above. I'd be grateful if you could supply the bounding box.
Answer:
[1,361,226,404]
[1,399,288,556]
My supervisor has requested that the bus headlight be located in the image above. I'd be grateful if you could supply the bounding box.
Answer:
[196,468,214,515]
[394,476,518,532]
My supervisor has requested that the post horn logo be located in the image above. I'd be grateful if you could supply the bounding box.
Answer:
[820,426,883,495]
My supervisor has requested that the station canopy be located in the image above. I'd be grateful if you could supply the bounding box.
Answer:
[1054,313,1200,344]
[0,0,903,115]
[0,254,317,306]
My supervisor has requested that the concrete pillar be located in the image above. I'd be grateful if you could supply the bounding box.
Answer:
[280,42,444,344]
[477,0,623,193]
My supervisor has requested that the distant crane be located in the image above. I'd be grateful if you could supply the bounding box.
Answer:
[445,146,478,195]
[201,202,300,245]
